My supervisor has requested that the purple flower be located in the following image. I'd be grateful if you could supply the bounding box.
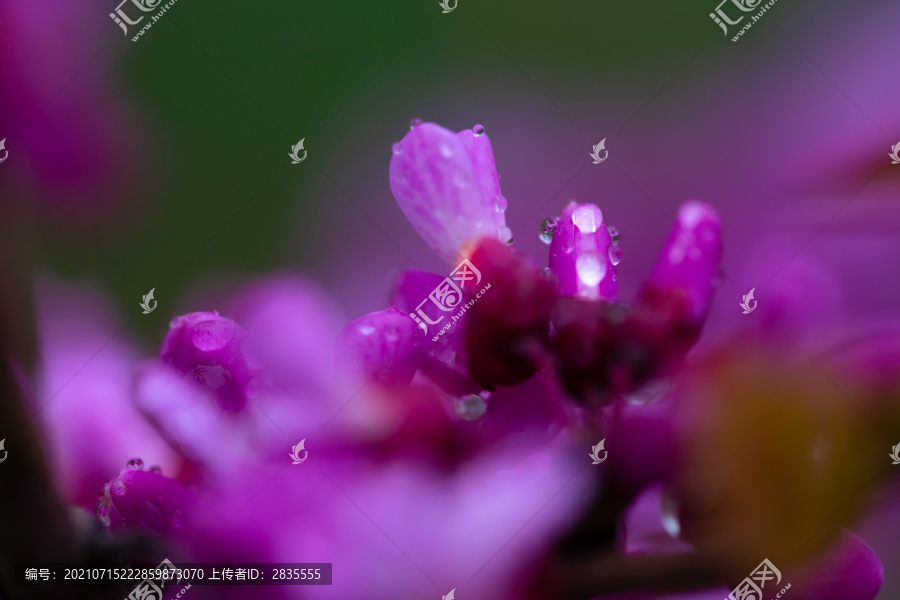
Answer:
[551,200,722,405]
[160,311,255,413]
[390,122,512,265]
[62,116,899,600]
[34,279,179,508]
[0,0,144,215]
[115,279,591,600]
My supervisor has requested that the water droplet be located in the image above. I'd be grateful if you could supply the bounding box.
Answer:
[506,236,515,245]
[607,225,620,245]
[494,195,508,212]
[660,488,681,538]
[409,117,423,130]
[499,226,513,244]
[539,267,554,279]
[473,124,485,137]
[455,394,486,421]
[149,465,162,474]
[126,458,144,470]
[608,245,622,266]
[539,217,559,244]
[391,142,402,155]
[96,501,110,527]
[110,479,127,496]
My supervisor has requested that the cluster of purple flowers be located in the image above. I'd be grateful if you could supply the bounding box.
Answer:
[27,121,894,600]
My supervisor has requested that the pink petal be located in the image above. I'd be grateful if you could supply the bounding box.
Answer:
[390,122,509,265]
[133,364,246,478]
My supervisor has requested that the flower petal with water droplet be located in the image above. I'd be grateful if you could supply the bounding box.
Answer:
[549,202,617,301]
[390,122,508,265]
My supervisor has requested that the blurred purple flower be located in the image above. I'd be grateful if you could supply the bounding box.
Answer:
[95,272,592,600]
[97,460,194,536]
[34,279,179,508]
[0,0,144,215]
[161,311,255,413]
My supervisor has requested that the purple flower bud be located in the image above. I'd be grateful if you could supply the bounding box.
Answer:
[390,122,510,265]
[549,201,618,301]
[160,311,254,412]
[551,201,723,404]
[97,463,194,536]
[643,200,722,323]
[334,306,421,388]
